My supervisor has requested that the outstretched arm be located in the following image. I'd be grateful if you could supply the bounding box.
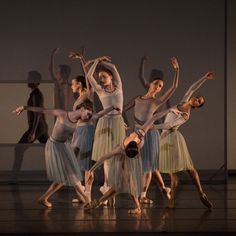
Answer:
[139,56,149,90]
[91,106,121,121]
[139,107,175,133]
[89,146,122,172]
[181,72,214,102]
[49,48,60,81]
[157,57,179,105]
[12,106,64,117]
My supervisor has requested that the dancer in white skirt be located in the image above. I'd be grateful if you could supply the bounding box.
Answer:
[123,57,179,204]
[87,57,126,203]
[154,72,214,209]
[13,100,118,208]
[85,108,172,214]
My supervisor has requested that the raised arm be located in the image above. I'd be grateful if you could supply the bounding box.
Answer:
[157,57,179,104]
[100,61,122,90]
[139,56,149,90]
[86,59,103,92]
[181,72,214,102]
[89,146,122,172]
[13,106,64,117]
[48,48,60,81]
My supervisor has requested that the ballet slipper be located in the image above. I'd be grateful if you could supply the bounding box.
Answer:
[139,197,153,204]
[38,198,52,208]
[128,208,142,215]
[166,199,175,209]
[108,196,116,207]
[200,193,213,209]
[84,199,100,211]
[162,187,171,200]
[99,185,109,205]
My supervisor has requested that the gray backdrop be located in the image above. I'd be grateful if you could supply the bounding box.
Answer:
[0,0,225,177]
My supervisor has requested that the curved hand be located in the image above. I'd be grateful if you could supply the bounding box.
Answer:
[171,57,179,70]
[205,72,214,80]
[51,47,60,55]
[12,106,24,116]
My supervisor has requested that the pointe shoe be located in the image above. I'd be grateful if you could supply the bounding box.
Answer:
[200,193,213,209]
[84,199,100,211]
[100,185,109,205]
[128,208,141,215]
[162,187,171,200]
[139,197,153,204]
[38,198,52,208]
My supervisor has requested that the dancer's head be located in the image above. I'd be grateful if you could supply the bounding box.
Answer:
[189,96,205,109]
[71,75,86,93]
[27,70,42,88]
[76,99,93,121]
[97,65,113,87]
[148,69,164,94]
[56,64,71,82]
[125,141,139,158]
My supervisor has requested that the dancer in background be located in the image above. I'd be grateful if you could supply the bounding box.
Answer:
[155,72,214,209]
[87,57,126,205]
[123,57,179,204]
[10,71,49,184]
[49,47,74,110]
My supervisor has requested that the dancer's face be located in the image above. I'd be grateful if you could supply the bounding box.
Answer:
[80,107,93,121]
[98,71,112,87]
[71,79,81,93]
[190,96,205,108]
[149,80,163,94]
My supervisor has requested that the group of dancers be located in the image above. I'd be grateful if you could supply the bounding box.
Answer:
[13,48,214,214]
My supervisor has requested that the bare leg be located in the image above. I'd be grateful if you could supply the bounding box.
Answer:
[187,168,213,208]
[74,181,89,203]
[38,182,63,208]
[153,170,171,200]
[167,173,178,208]
[100,160,110,205]
[129,194,141,215]
[84,170,93,202]
[140,172,153,204]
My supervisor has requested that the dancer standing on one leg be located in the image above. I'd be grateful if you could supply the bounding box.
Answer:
[87,57,126,205]
[85,108,173,214]
[123,57,179,204]
[12,100,118,208]
[155,72,214,209]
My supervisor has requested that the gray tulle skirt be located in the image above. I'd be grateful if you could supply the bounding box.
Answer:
[45,138,83,186]
[108,152,143,197]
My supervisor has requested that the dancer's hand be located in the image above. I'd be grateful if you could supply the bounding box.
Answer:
[204,72,214,80]
[171,57,179,70]
[51,47,60,55]
[28,132,36,142]
[97,56,112,62]
[68,51,84,60]
[113,106,121,112]
[141,55,149,62]
[12,106,24,116]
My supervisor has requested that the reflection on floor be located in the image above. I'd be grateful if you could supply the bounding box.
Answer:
[0,177,235,235]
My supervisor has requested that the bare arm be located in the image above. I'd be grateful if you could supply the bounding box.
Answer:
[91,106,120,121]
[100,61,122,90]
[89,146,122,172]
[49,48,60,81]
[140,107,174,133]
[13,106,64,117]
[181,72,214,102]
[157,57,179,105]
[139,56,149,90]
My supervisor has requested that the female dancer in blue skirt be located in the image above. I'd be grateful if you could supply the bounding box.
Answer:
[13,100,118,208]
[123,57,179,204]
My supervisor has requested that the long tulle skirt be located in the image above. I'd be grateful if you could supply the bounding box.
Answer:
[139,128,160,173]
[109,153,143,197]
[45,139,83,186]
[92,116,126,162]
[71,125,95,171]
[159,130,194,173]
